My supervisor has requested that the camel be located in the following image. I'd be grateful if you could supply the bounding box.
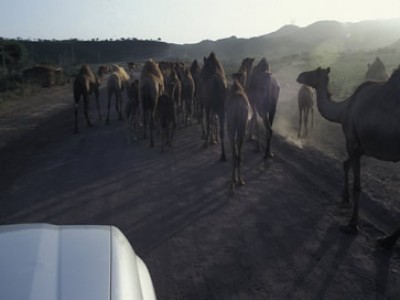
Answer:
[297,66,400,248]
[73,64,101,133]
[190,59,202,120]
[236,57,255,92]
[140,59,164,147]
[106,65,130,124]
[247,58,280,159]
[197,52,228,161]
[156,94,175,153]
[166,68,183,126]
[297,84,315,138]
[226,79,252,191]
[97,65,110,78]
[181,67,195,126]
[125,79,141,140]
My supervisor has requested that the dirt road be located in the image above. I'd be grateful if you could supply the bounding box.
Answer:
[1,82,400,299]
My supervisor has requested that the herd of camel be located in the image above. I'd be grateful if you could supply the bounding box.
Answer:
[72,52,400,248]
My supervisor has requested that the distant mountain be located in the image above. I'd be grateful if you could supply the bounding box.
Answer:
[12,18,400,65]
[170,18,400,60]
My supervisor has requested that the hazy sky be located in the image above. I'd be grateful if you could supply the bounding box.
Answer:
[1,0,399,44]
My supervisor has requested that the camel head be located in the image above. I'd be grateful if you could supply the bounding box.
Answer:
[297,67,330,89]
[241,57,255,71]
[230,76,245,93]
[232,72,245,87]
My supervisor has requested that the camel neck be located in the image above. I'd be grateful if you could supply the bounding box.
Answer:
[314,84,347,124]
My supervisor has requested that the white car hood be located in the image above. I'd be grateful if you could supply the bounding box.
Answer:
[0,224,156,300]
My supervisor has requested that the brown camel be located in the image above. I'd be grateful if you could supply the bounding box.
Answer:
[297,66,400,248]
[140,59,164,147]
[106,65,130,124]
[226,79,252,191]
[297,84,315,138]
[166,68,182,126]
[247,58,280,159]
[73,64,101,133]
[197,52,227,161]
[181,67,195,126]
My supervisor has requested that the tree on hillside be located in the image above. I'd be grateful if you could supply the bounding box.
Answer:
[0,40,28,75]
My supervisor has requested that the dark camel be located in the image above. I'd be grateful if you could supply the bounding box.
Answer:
[190,59,202,121]
[197,52,227,161]
[156,94,175,153]
[73,64,101,133]
[126,79,141,140]
[297,66,400,248]
[247,58,280,159]
[297,84,315,138]
[226,79,252,191]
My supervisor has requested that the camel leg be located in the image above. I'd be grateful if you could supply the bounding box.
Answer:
[143,110,148,140]
[203,109,210,148]
[255,117,261,152]
[106,91,112,125]
[341,155,361,233]
[116,91,122,120]
[219,113,227,161]
[311,107,314,129]
[378,227,400,249]
[237,136,245,185]
[248,114,256,141]
[74,94,79,134]
[95,89,102,120]
[264,117,273,160]
[342,158,351,204]
[230,140,238,191]
[304,108,310,137]
[298,108,303,138]
[83,94,92,128]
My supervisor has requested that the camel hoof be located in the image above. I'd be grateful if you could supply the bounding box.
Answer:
[377,236,397,249]
[220,155,227,162]
[247,136,255,142]
[238,179,245,186]
[263,153,273,161]
[87,123,93,128]
[106,119,110,125]
[340,223,359,234]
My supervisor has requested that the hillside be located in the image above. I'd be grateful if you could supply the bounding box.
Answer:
[5,17,400,66]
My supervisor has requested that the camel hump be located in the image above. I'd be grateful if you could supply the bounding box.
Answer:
[141,60,163,79]
[111,65,130,82]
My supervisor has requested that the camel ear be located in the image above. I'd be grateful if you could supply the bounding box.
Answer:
[326,67,331,74]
